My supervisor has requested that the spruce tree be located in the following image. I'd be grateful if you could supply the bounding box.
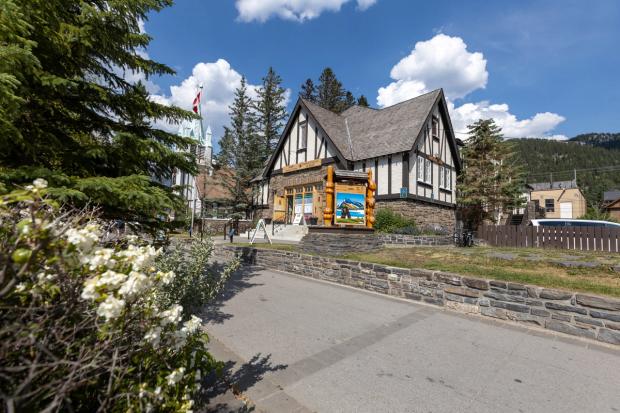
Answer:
[357,95,370,107]
[215,127,235,167]
[299,79,317,102]
[0,0,197,227]
[342,91,356,112]
[317,68,346,113]
[255,67,288,160]
[458,119,525,228]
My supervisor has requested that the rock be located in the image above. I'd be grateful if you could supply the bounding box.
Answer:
[462,277,489,290]
[545,302,588,315]
[555,260,599,269]
[552,313,572,322]
[597,329,620,345]
[531,308,551,317]
[604,321,620,331]
[539,289,573,300]
[433,272,462,286]
[444,286,480,298]
[423,297,444,306]
[573,316,604,327]
[479,298,490,307]
[613,265,620,273]
[445,293,464,302]
[487,252,517,260]
[575,294,620,311]
[507,282,527,291]
[545,320,596,339]
[481,307,507,320]
[410,268,434,279]
[589,310,620,322]
[490,300,530,313]
[489,280,507,289]
[526,286,540,298]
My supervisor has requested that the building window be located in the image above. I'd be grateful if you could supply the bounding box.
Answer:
[439,166,445,188]
[545,199,555,212]
[432,118,439,138]
[417,155,424,181]
[299,121,308,150]
[425,158,432,183]
[445,167,451,190]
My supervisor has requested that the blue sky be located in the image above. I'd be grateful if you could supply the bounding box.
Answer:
[144,0,620,147]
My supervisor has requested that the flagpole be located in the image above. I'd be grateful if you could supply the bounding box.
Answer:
[198,83,205,145]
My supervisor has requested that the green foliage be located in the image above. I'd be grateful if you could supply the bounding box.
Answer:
[0,0,197,229]
[301,67,359,113]
[581,206,618,223]
[570,133,620,151]
[511,138,620,207]
[255,67,288,162]
[0,182,232,412]
[299,78,317,102]
[459,119,525,227]
[156,239,239,317]
[375,208,417,233]
[357,95,370,107]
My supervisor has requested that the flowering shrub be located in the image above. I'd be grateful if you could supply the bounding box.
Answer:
[0,180,235,412]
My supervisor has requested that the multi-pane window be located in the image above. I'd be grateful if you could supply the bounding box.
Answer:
[417,156,433,184]
[417,156,424,181]
[445,167,451,190]
[545,199,555,212]
[432,118,439,138]
[439,166,445,188]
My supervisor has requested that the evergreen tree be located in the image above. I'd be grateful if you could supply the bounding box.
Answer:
[0,0,197,227]
[299,78,317,102]
[357,95,370,107]
[255,67,288,160]
[317,68,347,112]
[458,119,525,228]
[342,91,356,112]
[215,127,235,167]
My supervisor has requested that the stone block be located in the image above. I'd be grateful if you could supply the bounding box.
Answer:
[525,300,543,307]
[404,292,422,301]
[575,294,620,311]
[573,316,604,327]
[526,286,540,298]
[446,301,479,314]
[423,297,444,306]
[545,320,596,339]
[539,289,573,300]
[479,298,491,307]
[410,268,434,280]
[462,277,489,290]
[551,313,572,322]
[507,282,527,291]
[444,286,480,298]
[597,329,620,345]
[505,312,545,327]
[489,280,507,289]
[589,310,620,322]
[604,321,620,331]
[445,293,464,303]
[545,302,588,315]
[490,300,530,313]
[531,308,551,318]
[434,272,462,286]
[481,306,507,320]
[463,297,479,305]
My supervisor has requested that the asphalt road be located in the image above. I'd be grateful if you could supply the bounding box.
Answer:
[204,267,620,413]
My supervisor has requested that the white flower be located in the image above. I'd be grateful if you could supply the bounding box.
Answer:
[65,225,99,252]
[97,270,126,288]
[97,295,125,320]
[33,178,48,189]
[158,270,175,285]
[160,305,183,325]
[81,277,99,300]
[139,383,148,398]
[166,367,186,386]
[25,185,34,191]
[144,327,162,347]
[84,248,116,270]
[118,270,150,297]
[15,283,26,292]
[181,315,202,336]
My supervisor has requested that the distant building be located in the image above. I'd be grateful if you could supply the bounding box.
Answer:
[603,190,620,221]
[527,180,586,219]
[251,89,462,232]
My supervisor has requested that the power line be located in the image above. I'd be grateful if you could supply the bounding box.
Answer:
[525,164,620,179]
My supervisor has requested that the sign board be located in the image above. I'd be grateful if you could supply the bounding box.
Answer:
[400,187,408,198]
[335,183,366,226]
[282,158,322,174]
[250,219,272,245]
[292,213,303,225]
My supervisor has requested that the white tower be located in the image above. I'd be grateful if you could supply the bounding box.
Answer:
[205,125,213,167]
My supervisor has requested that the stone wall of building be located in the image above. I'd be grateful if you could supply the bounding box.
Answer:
[376,199,456,234]
[379,234,453,246]
[300,228,382,255]
[214,245,620,346]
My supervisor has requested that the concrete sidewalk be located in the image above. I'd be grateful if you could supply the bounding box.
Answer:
[204,267,620,413]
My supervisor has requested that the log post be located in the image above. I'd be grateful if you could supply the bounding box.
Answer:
[323,165,335,226]
[366,169,376,229]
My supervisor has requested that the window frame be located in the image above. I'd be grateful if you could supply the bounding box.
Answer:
[545,198,555,212]
[298,120,308,151]
[432,117,439,139]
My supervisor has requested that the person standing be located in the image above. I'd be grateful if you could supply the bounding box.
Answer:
[228,227,235,243]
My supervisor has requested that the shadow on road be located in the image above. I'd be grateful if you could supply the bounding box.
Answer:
[201,265,264,324]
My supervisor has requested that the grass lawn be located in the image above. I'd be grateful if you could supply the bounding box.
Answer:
[343,247,620,298]
[232,242,298,251]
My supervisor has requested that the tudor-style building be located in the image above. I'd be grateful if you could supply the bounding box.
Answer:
[251,89,462,231]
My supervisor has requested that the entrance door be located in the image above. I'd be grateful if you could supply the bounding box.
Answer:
[560,202,573,219]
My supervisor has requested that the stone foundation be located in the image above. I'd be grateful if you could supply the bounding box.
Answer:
[215,245,620,347]
[376,199,456,234]
[299,226,382,255]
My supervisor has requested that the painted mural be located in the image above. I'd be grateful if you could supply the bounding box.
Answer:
[335,192,365,225]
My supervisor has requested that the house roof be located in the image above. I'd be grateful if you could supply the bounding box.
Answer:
[528,180,579,191]
[301,89,443,162]
[195,166,237,202]
[603,190,620,202]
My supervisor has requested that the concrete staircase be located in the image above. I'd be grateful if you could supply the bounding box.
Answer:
[241,224,308,243]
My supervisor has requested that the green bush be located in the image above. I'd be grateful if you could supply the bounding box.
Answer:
[0,180,235,412]
[374,208,417,233]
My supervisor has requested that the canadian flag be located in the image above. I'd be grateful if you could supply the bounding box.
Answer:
[192,91,201,114]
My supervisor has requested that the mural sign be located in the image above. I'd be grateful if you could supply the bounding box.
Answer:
[335,183,366,225]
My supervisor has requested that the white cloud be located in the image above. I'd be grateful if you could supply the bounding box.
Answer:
[235,0,377,22]
[448,101,566,139]
[377,34,566,139]
[150,59,291,147]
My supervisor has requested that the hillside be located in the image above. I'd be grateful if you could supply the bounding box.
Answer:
[570,133,620,150]
[509,138,620,207]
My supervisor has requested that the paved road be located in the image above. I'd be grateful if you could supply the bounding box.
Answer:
[204,267,620,413]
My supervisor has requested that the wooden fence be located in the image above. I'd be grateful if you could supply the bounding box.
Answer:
[477,225,620,253]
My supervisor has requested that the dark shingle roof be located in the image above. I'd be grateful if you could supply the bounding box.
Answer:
[604,190,620,202]
[528,180,579,191]
[301,89,442,162]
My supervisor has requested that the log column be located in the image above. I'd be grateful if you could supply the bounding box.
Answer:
[366,169,376,229]
[323,165,335,226]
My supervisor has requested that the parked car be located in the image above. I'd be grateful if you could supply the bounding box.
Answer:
[529,219,620,228]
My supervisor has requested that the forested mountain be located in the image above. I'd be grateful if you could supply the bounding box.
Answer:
[508,138,620,207]
[570,133,620,150]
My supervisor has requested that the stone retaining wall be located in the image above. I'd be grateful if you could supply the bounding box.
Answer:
[379,234,453,246]
[214,245,620,346]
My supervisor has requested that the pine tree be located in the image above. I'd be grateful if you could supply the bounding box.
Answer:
[341,91,356,112]
[317,68,347,112]
[255,67,288,161]
[299,79,317,102]
[215,127,235,167]
[458,119,525,228]
[357,95,369,107]
[0,0,197,228]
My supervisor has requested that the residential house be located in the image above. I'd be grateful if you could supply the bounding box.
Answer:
[527,180,586,219]
[251,89,462,232]
[603,190,620,221]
